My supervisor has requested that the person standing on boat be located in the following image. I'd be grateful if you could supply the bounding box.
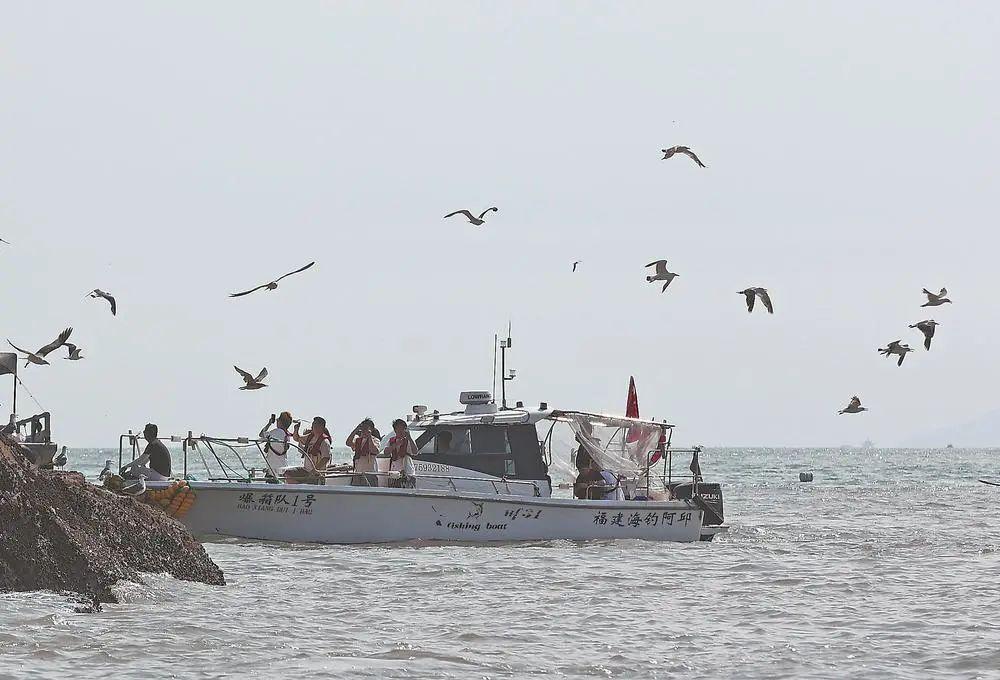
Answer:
[346,418,380,486]
[285,416,332,484]
[386,419,417,488]
[259,411,293,482]
[121,423,171,481]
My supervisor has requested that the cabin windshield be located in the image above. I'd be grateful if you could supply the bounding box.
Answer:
[410,423,547,480]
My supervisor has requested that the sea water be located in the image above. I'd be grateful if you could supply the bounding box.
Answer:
[2,447,999,679]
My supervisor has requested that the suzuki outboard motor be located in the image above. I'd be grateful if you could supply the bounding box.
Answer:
[671,481,724,525]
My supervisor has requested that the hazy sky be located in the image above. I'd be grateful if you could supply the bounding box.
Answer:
[2,2,998,447]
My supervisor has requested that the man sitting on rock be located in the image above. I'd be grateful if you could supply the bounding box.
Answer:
[121,423,172,481]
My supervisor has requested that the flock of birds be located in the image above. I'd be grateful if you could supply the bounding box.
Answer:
[0,145,955,420]
[1,243,318,392]
[839,288,953,416]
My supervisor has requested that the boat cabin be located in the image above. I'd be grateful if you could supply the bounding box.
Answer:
[406,391,552,484]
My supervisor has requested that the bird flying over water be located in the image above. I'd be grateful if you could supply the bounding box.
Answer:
[234,365,268,390]
[7,328,73,367]
[229,262,316,298]
[645,260,679,292]
[838,395,867,415]
[738,288,773,314]
[88,289,117,316]
[921,287,951,307]
[661,146,706,167]
[878,340,914,367]
[572,261,582,273]
[443,207,498,226]
[63,343,84,360]
[909,320,939,350]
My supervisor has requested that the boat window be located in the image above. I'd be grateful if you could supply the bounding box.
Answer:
[414,427,472,455]
[470,426,510,455]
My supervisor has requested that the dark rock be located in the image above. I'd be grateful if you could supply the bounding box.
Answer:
[0,434,224,604]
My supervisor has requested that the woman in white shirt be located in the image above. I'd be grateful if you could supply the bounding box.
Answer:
[259,411,293,481]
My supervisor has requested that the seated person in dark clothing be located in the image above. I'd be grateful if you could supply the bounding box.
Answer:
[121,423,172,480]
[572,445,617,500]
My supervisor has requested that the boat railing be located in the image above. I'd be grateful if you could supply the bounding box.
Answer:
[117,431,544,496]
[118,431,305,482]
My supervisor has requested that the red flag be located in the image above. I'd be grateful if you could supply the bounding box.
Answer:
[625,376,640,443]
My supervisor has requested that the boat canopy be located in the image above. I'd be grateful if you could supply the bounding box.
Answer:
[548,410,668,477]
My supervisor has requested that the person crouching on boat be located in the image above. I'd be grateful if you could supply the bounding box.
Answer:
[121,423,171,481]
[284,416,332,484]
[346,418,380,486]
[260,411,293,482]
[386,419,417,488]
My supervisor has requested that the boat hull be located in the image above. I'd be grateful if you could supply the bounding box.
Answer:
[157,482,705,544]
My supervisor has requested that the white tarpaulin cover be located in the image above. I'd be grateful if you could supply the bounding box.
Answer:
[554,411,663,477]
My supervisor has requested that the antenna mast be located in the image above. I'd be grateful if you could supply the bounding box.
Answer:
[492,334,498,403]
[500,322,514,409]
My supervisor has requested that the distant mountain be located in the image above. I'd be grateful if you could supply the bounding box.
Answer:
[903,408,1000,447]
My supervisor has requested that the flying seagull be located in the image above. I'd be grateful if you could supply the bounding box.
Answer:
[229,262,316,298]
[921,287,952,307]
[7,328,73,367]
[572,261,582,273]
[738,287,773,314]
[909,320,939,350]
[63,343,84,360]
[661,146,706,168]
[234,365,268,390]
[878,340,914,367]
[443,207,498,226]
[838,396,867,415]
[88,289,117,316]
[645,260,679,292]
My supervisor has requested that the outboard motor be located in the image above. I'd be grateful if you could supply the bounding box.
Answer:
[672,481,724,525]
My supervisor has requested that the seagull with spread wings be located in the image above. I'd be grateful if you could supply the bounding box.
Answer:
[838,396,867,415]
[8,328,73,367]
[645,260,679,292]
[63,343,84,361]
[235,366,268,390]
[661,146,706,167]
[443,207,498,226]
[229,262,316,298]
[878,340,914,367]
[921,287,952,307]
[909,320,939,350]
[88,289,117,316]
[738,287,773,314]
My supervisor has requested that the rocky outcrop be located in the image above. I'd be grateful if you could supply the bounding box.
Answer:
[0,434,224,605]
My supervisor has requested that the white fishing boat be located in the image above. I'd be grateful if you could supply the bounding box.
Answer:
[121,391,726,545]
[119,335,727,545]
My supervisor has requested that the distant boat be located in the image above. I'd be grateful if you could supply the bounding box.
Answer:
[946,443,955,449]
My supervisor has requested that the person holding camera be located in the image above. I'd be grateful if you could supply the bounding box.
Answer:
[346,418,380,486]
[259,411,293,482]
[284,416,332,484]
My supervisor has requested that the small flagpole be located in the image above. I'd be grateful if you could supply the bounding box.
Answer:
[12,362,17,418]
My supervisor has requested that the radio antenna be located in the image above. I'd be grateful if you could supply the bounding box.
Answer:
[492,333,498,404]
[500,322,514,409]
